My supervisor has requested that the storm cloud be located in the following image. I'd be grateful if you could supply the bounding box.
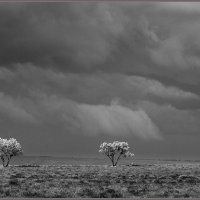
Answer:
[0,2,200,157]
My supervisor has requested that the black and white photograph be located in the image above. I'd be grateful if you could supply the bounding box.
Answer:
[0,1,200,198]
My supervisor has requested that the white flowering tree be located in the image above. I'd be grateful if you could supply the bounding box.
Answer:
[0,138,23,167]
[99,141,134,166]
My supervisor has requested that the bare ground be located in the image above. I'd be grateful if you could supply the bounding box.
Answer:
[0,163,200,198]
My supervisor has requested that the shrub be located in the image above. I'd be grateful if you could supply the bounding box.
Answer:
[9,178,20,186]
[100,188,123,198]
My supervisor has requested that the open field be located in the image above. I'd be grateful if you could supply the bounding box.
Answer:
[0,161,200,198]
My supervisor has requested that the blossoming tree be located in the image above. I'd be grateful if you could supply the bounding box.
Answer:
[0,138,23,167]
[99,141,134,166]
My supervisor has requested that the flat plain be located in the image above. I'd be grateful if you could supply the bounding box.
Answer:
[0,158,200,198]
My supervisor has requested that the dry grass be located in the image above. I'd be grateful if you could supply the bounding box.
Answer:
[0,163,200,197]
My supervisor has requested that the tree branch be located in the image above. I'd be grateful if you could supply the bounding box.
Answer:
[114,153,122,166]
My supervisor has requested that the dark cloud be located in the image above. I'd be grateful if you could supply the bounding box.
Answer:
[0,64,199,107]
[0,2,200,157]
[0,2,129,70]
[0,2,200,81]
[0,63,199,139]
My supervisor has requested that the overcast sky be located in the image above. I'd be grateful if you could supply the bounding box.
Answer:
[0,2,200,159]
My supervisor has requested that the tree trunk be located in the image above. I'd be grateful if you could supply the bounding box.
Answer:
[4,160,9,167]
[4,159,10,167]
[111,156,115,166]
[2,155,10,167]
[1,156,5,167]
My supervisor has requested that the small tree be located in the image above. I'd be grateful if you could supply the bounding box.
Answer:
[0,138,23,167]
[99,141,134,166]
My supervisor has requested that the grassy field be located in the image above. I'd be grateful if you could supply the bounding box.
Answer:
[0,162,200,198]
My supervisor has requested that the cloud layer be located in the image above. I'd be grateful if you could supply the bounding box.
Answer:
[36,94,161,139]
[0,63,200,140]
[0,2,200,156]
